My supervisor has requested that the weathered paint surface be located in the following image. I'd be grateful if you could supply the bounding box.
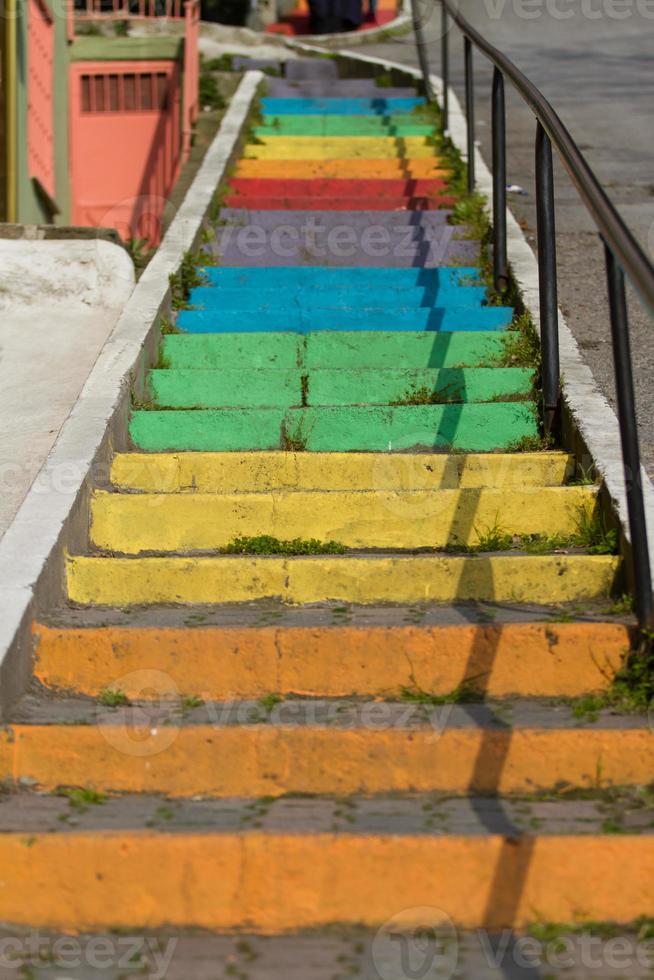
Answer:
[175,306,513,333]
[0,833,651,931]
[222,194,456,210]
[191,280,490,307]
[254,119,437,136]
[234,159,451,178]
[260,97,426,114]
[129,403,540,452]
[110,451,576,493]
[226,178,451,197]
[148,367,532,407]
[33,622,630,699]
[161,330,508,370]
[243,139,440,160]
[201,266,481,286]
[0,723,647,795]
[66,553,618,606]
[89,485,597,553]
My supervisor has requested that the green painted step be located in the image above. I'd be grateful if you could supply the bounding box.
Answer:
[130,403,538,452]
[161,332,509,371]
[255,117,436,137]
[148,368,533,408]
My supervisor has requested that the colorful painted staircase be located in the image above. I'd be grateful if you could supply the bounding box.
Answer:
[3,63,652,945]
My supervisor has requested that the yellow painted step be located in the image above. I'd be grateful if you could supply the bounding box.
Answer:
[0,723,650,796]
[243,138,438,160]
[0,832,650,932]
[90,486,598,554]
[66,553,619,605]
[111,451,575,493]
[234,158,451,178]
[33,622,630,699]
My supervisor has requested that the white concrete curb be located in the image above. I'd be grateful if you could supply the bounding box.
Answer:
[293,42,654,576]
[0,70,263,714]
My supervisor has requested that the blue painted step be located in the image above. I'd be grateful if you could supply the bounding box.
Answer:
[189,284,490,309]
[260,97,425,116]
[176,306,513,333]
[200,267,482,288]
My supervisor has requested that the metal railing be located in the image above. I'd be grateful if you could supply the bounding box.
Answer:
[413,0,654,628]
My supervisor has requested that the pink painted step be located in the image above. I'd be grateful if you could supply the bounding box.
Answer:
[223,195,456,211]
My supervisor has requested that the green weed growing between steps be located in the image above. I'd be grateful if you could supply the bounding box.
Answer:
[398,680,480,705]
[567,640,654,719]
[97,688,130,708]
[442,504,617,557]
[391,383,463,406]
[222,536,347,556]
[56,787,107,811]
[169,250,208,311]
[528,918,654,944]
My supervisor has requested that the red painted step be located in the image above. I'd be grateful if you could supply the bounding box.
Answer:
[222,195,456,211]
[265,8,396,34]
[227,178,451,199]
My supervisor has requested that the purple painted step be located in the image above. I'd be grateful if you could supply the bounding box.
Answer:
[211,209,475,267]
[266,80,417,98]
[232,57,284,72]
[211,230,479,267]
[219,208,456,228]
[285,59,339,80]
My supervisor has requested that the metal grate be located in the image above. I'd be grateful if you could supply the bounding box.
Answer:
[80,71,170,112]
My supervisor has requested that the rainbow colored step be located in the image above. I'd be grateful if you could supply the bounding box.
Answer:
[4,63,639,942]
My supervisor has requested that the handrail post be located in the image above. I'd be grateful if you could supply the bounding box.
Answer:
[464,35,475,193]
[410,0,433,101]
[441,3,449,133]
[492,67,508,294]
[535,122,560,433]
[604,244,654,629]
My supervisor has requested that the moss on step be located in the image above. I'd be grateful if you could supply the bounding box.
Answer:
[222,536,347,556]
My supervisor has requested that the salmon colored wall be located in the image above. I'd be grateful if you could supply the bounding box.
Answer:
[69,60,182,245]
[26,0,55,200]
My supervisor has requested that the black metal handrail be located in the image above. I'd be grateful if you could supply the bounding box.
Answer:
[412,0,654,628]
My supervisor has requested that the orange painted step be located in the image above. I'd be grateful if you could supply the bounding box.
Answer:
[0,821,651,931]
[33,622,630,700]
[2,706,651,797]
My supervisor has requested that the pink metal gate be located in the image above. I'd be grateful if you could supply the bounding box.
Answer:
[69,61,182,245]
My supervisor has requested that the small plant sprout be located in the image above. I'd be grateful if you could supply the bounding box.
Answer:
[97,688,130,708]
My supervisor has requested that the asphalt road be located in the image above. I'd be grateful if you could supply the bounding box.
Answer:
[343,0,654,475]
